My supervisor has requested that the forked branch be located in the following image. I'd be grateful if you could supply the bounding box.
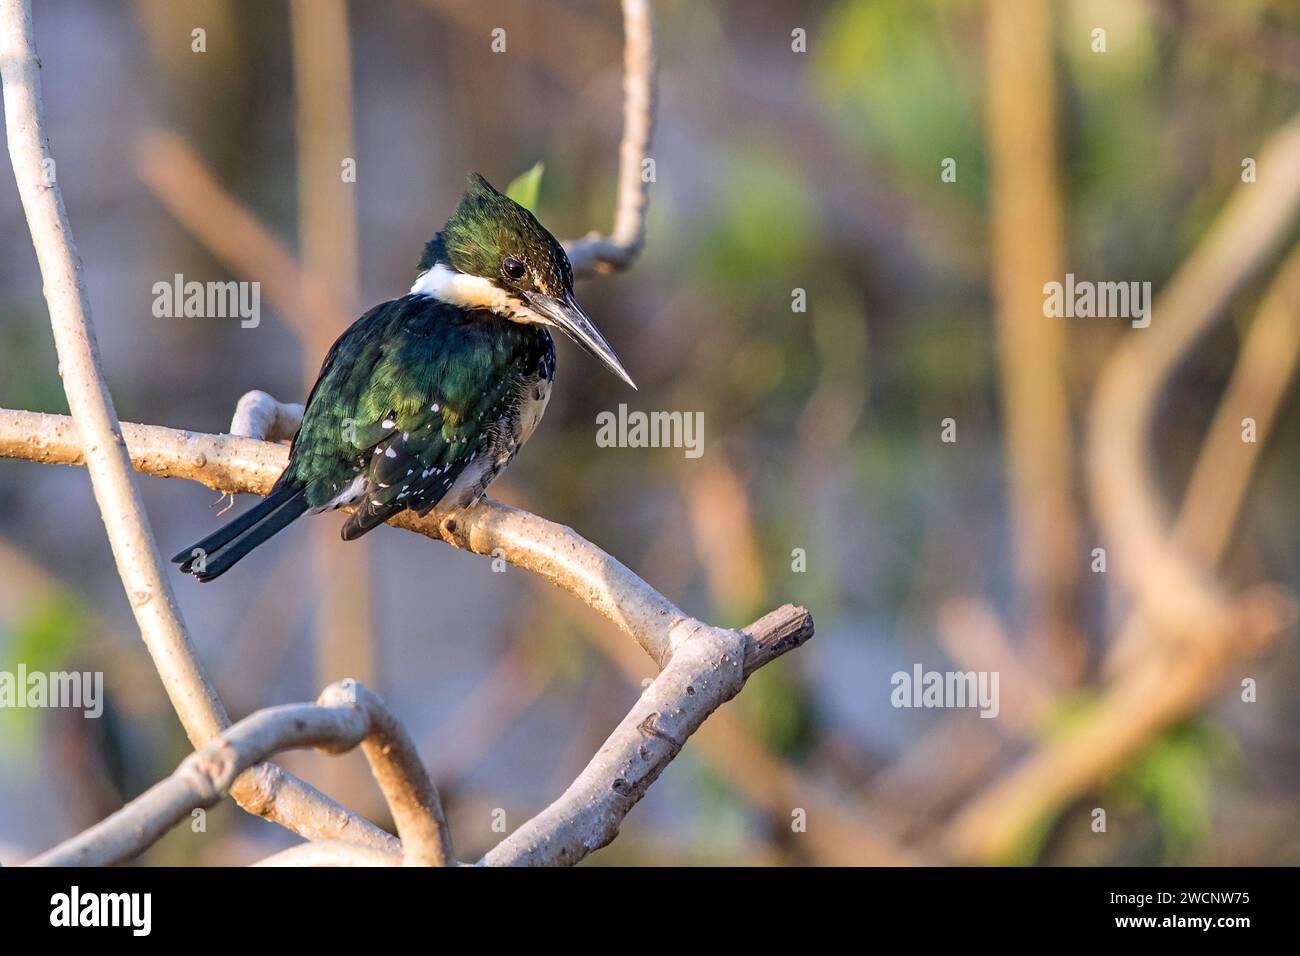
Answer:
[27,681,447,867]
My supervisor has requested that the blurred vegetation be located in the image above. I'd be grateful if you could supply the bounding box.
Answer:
[2,591,89,753]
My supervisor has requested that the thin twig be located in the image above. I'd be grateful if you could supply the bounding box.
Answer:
[562,0,657,277]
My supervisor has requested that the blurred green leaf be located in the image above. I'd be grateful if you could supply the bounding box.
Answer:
[813,0,986,201]
[734,661,814,759]
[687,147,819,290]
[506,161,545,212]
[0,308,68,413]
[6,590,87,673]
[2,589,90,752]
[984,692,1105,864]
[1110,720,1238,862]
[1037,690,1103,739]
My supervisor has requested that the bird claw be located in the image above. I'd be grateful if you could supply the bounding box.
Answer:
[213,491,236,516]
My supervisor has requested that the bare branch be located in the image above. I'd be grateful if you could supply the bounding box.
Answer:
[562,0,657,278]
[26,681,449,867]
[562,583,914,864]
[0,0,395,854]
[482,621,744,865]
[482,607,813,866]
[1,403,814,671]
[0,0,220,743]
[318,683,453,867]
[229,765,396,853]
[0,406,696,666]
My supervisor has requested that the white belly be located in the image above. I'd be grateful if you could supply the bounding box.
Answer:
[441,376,551,512]
[516,378,551,446]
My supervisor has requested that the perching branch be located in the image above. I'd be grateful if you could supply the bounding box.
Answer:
[561,0,657,277]
[27,681,448,867]
[0,405,690,666]
[0,0,395,856]
[0,405,815,864]
[0,404,810,671]
[3,393,818,863]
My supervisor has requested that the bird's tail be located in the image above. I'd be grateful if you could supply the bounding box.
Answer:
[171,483,309,582]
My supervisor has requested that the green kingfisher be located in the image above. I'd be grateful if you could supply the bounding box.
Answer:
[173,173,634,582]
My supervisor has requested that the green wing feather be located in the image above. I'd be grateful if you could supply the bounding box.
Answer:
[285,296,544,523]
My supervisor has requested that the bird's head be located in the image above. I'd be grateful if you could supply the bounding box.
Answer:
[415,173,635,389]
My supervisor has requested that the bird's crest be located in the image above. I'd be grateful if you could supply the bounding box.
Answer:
[418,173,569,294]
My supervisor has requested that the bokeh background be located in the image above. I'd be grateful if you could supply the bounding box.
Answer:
[2,0,1299,865]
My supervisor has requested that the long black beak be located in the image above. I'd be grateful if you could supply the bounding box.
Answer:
[526,290,636,389]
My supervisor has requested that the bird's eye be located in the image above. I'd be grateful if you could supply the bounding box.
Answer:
[502,257,526,280]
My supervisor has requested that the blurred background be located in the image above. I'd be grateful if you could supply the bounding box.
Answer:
[1,0,1299,866]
